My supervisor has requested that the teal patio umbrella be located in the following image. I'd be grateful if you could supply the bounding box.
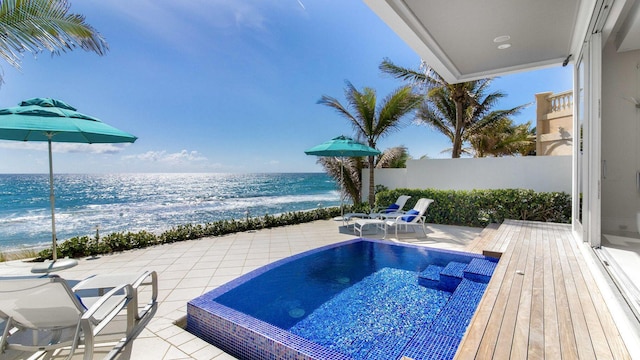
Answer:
[0,98,137,264]
[305,135,380,217]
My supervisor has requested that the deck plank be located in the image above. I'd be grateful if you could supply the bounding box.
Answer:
[454,220,630,360]
[527,221,545,359]
[561,228,632,360]
[544,221,580,358]
[552,223,595,359]
[557,225,618,359]
[493,221,530,359]
[541,222,561,359]
[511,221,537,360]
[455,222,519,359]
[465,223,500,255]
[476,223,525,359]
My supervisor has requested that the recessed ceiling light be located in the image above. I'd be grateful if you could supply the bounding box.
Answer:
[493,35,511,43]
[497,43,511,50]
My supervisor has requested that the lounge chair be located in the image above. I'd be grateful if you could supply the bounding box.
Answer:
[353,218,386,237]
[383,198,434,239]
[0,271,157,360]
[369,195,412,218]
[343,195,411,224]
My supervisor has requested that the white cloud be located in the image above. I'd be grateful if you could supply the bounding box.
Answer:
[124,149,207,164]
[164,150,208,162]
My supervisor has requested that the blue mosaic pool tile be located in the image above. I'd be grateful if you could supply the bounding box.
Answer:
[401,331,460,360]
[441,261,467,278]
[439,262,467,292]
[463,258,497,283]
[417,265,443,289]
[360,332,414,360]
[429,279,488,339]
[186,239,494,360]
[187,301,352,359]
[289,268,450,359]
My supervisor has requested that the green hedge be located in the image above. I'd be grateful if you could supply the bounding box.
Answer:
[36,207,343,261]
[375,188,571,227]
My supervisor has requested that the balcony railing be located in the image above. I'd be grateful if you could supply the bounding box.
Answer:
[548,90,573,113]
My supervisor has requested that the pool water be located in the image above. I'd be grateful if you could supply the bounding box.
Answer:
[290,268,451,358]
[187,239,497,360]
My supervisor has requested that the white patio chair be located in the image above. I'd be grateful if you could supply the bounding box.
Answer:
[383,198,434,239]
[0,271,157,360]
[343,195,412,225]
[370,195,412,218]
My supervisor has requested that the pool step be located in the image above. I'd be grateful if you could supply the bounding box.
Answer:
[401,331,460,360]
[429,279,489,338]
[439,262,467,292]
[418,258,497,291]
[400,279,490,360]
[464,258,497,283]
[417,265,443,288]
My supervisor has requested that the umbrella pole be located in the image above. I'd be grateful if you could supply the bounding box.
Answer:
[47,137,58,261]
[340,157,344,219]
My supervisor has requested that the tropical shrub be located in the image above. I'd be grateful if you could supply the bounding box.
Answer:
[35,207,344,261]
[375,188,571,227]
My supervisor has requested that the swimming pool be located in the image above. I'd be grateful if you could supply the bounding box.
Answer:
[187,239,497,359]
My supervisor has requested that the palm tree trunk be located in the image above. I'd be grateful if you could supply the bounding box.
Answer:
[452,100,464,158]
[368,156,375,205]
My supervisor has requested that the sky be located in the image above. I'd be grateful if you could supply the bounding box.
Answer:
[0,0,573,174]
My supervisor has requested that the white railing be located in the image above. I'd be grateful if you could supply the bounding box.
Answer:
[549,90,573,113]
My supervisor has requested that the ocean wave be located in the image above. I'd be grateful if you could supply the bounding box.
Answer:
[0,173,342,252]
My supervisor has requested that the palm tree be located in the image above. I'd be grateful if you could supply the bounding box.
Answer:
[317,146,410,205]
[0,0,108,80]
[380,59,527,158]
[319,82,422,205]
[468,119,536,157]
[318,156,365,204]
[376,145,410,168]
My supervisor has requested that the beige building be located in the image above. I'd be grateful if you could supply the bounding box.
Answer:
[535,90,573,156]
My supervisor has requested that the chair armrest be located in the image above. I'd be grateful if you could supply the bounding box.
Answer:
[388,213,424,223]
[372,211,405,219]
[73,271,158,321]
[132,271,158,301]
[131,271,158,321]
[81,283,133,335]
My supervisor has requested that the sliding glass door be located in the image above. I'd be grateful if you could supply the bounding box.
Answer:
[574,32,601,247]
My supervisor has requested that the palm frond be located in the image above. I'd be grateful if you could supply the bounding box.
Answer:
[0,0,108,69]
[317,93,366,135]
[376,86,422,138]
[379,58,443,89]
[318,156,363,203]
[376,146,409,168]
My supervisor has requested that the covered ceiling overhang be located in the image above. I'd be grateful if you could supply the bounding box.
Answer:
[364,0,600,83]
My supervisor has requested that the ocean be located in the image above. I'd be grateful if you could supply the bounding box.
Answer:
[0,173,340,252]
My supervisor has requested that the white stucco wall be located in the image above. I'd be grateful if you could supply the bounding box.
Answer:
[601,43,640,233]
[362,156,572,200]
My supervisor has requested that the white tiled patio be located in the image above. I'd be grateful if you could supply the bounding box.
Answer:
[0,219,482,360]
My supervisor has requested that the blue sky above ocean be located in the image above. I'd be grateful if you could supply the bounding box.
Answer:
[0,1,572,174]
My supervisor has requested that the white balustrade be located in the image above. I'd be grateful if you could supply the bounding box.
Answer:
[548,90,573,113]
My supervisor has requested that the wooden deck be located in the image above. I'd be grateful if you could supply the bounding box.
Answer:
[464,222,501,257]
[457,220,630,359]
